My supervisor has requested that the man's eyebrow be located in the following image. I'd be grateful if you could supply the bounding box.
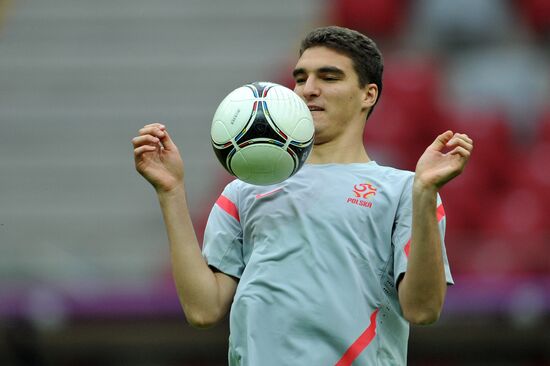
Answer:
[318,66,345,75]
[292,68,306,78]
[292,66,345,78]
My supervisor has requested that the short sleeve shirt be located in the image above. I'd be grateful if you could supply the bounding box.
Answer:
[202,162,453,366]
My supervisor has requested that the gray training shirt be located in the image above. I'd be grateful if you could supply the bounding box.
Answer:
[202,162,453,366]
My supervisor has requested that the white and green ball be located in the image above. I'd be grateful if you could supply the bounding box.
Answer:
[211,82,314,185]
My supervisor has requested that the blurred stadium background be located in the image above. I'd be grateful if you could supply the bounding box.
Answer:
[0,0,549,365]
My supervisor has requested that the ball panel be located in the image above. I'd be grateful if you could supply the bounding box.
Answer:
[263,85,314,143]
[287,142,312,172]
[248,82,277,98]
[235,101,287,146]
[226,85,257,101]
[211,120,232,145]
[290,116,316,143]
[212,142,234,173]
[230,144,295,186]
[211,87,257,143]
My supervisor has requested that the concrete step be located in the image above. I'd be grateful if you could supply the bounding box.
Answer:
[0,211,168,281]
[13,0,315,20]
[0,0,320,287]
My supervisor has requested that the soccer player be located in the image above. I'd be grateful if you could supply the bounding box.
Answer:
[132,26,473,365]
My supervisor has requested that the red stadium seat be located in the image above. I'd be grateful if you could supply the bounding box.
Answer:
[514,0,550,36]
[511,141,550,220]
[535,109,550,142]
[366,56,447,169]
[467,232,547,275]
[329,0,410,38]
[440,157,492,233]
[450,111,517,195]
[382,57,442,119]
[365,98,419,167]
[480,185,547,239]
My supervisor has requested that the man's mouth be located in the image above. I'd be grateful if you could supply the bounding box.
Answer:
[308,105,324,112]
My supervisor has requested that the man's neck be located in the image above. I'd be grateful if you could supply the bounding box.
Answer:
[306,139,371,164]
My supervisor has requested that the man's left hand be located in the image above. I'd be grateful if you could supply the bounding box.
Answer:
[415,131,473,190]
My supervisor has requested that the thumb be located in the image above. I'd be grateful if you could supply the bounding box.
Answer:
[160,129,178,151]
[429,130,453,152]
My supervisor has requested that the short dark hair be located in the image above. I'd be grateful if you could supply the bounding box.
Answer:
[299,26,384,118]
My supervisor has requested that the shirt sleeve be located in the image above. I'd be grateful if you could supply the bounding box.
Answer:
[392,176,454,287]
[202,181,245,279]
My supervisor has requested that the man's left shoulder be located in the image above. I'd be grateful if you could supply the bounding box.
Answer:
[369,162,415,184]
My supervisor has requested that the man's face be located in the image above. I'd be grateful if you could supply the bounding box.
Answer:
[293,46,371,145]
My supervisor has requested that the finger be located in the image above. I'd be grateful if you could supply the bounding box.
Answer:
[446,136,473,152]
[449,133,473,147]
[159,129,178,151]
[429,130,454,151]
[132,134,160,148]
[139,126,166,139]
[142,122,166,130]
[134,144,157,158]
[449,146,471,159]
[454,133,473,145]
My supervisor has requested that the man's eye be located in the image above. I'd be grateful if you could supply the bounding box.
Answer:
[295,78,306,84]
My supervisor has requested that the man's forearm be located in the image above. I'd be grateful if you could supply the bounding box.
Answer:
[157,184,227,327]
[398,181,447,325]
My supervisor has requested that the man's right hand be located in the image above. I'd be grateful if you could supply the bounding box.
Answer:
[132,123,184,193]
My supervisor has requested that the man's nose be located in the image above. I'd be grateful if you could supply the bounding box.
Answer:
[302,77,320,99]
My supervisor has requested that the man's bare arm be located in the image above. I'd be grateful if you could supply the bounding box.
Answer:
[133,123,237,328]
[398,131,473,325]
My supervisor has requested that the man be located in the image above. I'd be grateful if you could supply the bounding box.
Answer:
[132,26,473,365]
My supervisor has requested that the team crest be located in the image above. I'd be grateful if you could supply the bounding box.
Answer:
[347,182,377,208]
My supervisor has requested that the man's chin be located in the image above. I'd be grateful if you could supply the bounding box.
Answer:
[312,118,327,131]
[312,133,329,145]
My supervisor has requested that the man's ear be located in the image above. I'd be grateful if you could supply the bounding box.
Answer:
[362,83,378,111]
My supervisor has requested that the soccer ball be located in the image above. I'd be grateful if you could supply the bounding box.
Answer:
[211,81,314,185]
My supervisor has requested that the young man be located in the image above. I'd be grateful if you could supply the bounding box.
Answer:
[132,26,473,365]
